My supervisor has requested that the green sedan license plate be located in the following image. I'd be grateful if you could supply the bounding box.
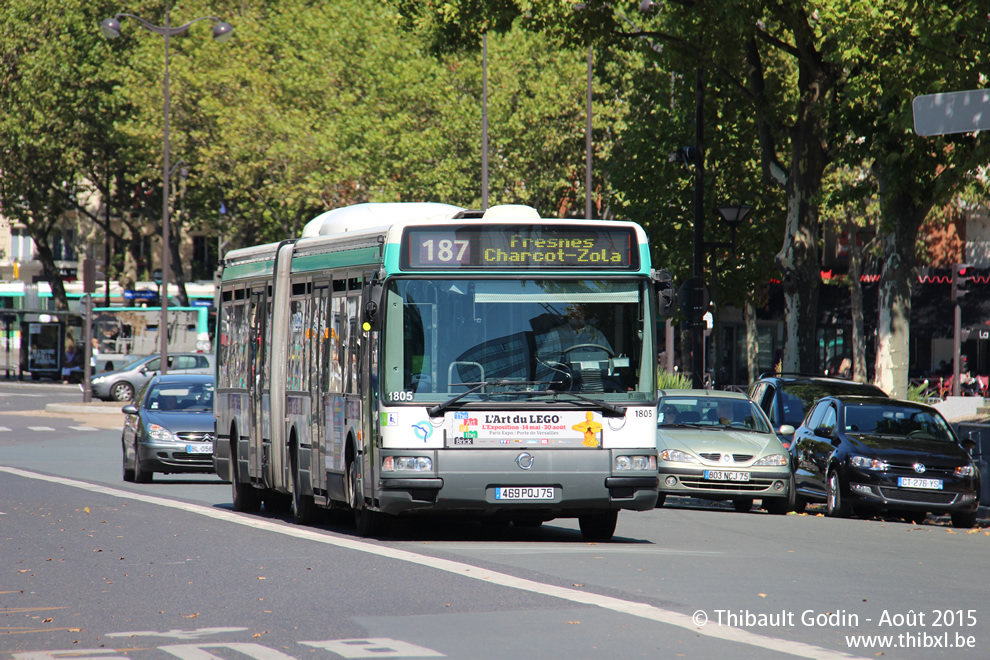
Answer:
[704,470,750,482]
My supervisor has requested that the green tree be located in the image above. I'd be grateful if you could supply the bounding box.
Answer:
[0,0,122,311]
[829,0,990,396]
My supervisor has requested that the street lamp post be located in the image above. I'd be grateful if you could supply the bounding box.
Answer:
[100,3,233,374]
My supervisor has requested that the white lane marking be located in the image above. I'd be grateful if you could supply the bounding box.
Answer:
[0,466,855,660]
[0,426,11,432]
[106,627,249,640]
[28,426,56,432]
[395,542,724,555]
[158,643,297,660]
[70,426,100,431]
[302,639,444,658]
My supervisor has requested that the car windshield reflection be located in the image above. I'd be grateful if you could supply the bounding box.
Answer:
[842,403,953,442]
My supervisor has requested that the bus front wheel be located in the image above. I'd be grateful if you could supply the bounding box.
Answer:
[578,511,617,541]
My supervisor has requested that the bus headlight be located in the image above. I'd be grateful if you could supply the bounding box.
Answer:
[614,455,657,471]
[382,456,433,472]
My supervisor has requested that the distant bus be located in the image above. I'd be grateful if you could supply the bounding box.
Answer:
[215,202,672,540]
[0,281,214,368]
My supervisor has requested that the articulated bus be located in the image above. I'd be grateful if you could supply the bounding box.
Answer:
[214,202,673,540]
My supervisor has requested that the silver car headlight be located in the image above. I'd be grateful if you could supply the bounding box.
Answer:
[92,376,106,384]
[753,454,788,466]
[659,449,699,464]
[147,423,177,442]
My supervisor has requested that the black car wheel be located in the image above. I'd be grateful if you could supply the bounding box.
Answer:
[134,449,153,483]
[733,498,753,512]
[826,470,850,518]
[110,381,135,402]
[122,439,135,482]
[950,511,977,529]
[764,477,796,515]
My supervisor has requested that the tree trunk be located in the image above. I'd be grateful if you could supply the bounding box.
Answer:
[873,177,928,398]
[33,241,69,312]
[776,128,826,374]
[847,223,868,383]
[745,301,759,384]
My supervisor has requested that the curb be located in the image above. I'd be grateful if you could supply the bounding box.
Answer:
[45,403,125,415]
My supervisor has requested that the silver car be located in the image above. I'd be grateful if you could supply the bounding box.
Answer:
[91,352,215,401]
[121,374,216,482]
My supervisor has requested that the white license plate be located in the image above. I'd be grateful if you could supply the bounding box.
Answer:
[899,477,943,490]
[704,471,751,482]
[495,486,555,500]
[186,443,213,454]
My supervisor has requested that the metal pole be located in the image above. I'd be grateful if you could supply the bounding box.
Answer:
[953,303,961,396]
[586,45,593,219]
[83,294,93,402]
[691,67,705,389]
[160,2,171,375]
[104,168,111,307]
[481,33,489,211]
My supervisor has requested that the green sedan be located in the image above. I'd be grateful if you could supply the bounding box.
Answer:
[656,389,795,514]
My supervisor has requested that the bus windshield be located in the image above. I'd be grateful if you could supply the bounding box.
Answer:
[381,278,654,404]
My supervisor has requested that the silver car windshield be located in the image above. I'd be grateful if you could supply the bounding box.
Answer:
[659,396,772,433]
[381,278,654,404]
[146,383,214,412]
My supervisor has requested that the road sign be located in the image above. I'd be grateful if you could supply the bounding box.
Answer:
[124,289,158,300]
[913,89,990,136]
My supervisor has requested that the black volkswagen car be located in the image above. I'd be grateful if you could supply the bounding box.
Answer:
[790,396,979,527]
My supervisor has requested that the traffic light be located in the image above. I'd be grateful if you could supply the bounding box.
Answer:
[952,263,972,301]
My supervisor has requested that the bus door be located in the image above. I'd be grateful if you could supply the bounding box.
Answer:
[248,285,268,481]
[311,281,331,496]
[344,277,369,502]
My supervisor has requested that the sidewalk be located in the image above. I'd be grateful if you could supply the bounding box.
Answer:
[45,400,127,415]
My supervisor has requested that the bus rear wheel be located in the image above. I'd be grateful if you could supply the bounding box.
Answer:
[578,511,618,541]
[349,459,385,537]
[290,444,318,525]
[231,439,262,513]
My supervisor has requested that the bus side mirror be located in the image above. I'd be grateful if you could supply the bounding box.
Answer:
[654,269,675,317]
[362,282,383,332]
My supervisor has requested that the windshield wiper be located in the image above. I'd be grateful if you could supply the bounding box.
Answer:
[426,380,626,418]
[427,380,540,418]
[542,390,625,418]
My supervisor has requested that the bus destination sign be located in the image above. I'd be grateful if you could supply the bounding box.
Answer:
[402,224,637,270]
